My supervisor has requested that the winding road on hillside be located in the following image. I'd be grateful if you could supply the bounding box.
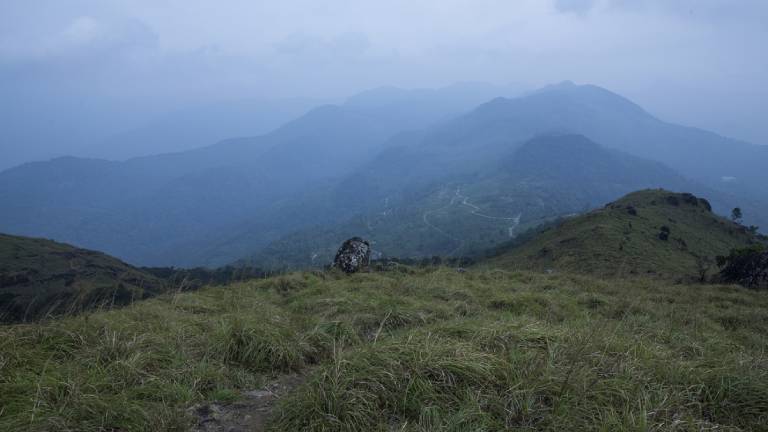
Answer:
[422,189,466,254]
[455,188,522,223]
[422,187,523,256]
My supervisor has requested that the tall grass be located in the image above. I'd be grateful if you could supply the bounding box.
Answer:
[1,268,767,431]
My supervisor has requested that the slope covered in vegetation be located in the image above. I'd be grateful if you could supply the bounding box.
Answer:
[489,190,765,280]
[2,268,767,431]
[0,233,163,322]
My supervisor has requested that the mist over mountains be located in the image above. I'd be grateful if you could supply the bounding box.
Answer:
[0,80,525,171]
[1,81,766,268]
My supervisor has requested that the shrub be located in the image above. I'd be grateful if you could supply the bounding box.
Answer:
[658,226,671,241]
[716,245,768,289]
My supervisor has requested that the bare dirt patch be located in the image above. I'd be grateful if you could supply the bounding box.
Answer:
[188,373,305,432]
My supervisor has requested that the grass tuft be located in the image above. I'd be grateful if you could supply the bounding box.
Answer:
[215,317,307,372]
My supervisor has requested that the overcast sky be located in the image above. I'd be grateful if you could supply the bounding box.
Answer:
[1,0,767,167]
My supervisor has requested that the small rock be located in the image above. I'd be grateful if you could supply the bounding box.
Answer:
[188,403,223,425]
[244,390,273,399]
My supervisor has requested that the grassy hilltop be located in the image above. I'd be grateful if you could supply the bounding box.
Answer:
[490,189,765,280]
[2,268,767,431]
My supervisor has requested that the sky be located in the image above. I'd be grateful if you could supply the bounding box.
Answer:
[1,0,767,168]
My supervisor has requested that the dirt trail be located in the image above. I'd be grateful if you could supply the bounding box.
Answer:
[188,373,304,432]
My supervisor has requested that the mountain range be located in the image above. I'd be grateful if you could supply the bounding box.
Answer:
[1,81,766,268]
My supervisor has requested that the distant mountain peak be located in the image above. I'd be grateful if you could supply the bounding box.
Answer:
[524,80,576,95]
[465,80,651,124]
[546,80,576,89]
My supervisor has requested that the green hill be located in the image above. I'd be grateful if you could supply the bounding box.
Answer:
[489,189,766,280]
[1,268,767,430]
[0,233,163,322]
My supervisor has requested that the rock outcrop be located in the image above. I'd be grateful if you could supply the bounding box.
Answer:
[332,237,371,273]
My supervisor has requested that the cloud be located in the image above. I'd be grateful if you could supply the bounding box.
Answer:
[554,0,596,14]
[62,16,103,44]
[274,32,370,60]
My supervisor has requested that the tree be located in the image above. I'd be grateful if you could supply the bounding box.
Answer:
[731,207,743,223]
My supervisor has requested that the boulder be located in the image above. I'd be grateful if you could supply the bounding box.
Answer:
[332,237,371,273]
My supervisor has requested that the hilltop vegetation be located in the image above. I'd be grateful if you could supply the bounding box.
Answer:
[0,233,163,322]
[1,268,767,431]
[489,190,766,280]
